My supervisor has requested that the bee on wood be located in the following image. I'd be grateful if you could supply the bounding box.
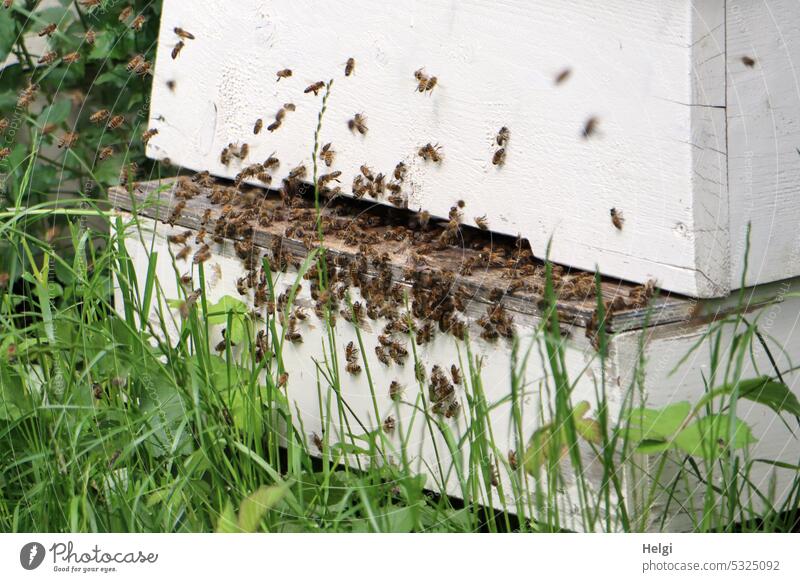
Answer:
[554,68,572,85]
[108,115,125,130]
[172,41,184,59]
[193,244,211,264]
[741,55,756,68]
[318,170,342,187]
[57,132,78,149]
[142,128,158,144]
[288,164,307,180]
[320,142,335,167]
[418,143,442,163]
[118,6,132,22]
[348,113,368,135]
[582,116,599,139]
[474,215,488,230]
[38,51,57,65]
[38,23,56,37]
[174,27,195,40]
[99,146,115,160]
[492,147,506,166]
[304,81,325,95]
[610,207,624,230]
[176,245,191,261]
[276,68,292,81]
[383,415,396,435]
[345,57,355,76]
[496,126,510,147]
[131,14,146,31]
[17,83,38,108]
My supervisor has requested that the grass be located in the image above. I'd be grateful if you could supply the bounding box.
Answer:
[1,82,799,533]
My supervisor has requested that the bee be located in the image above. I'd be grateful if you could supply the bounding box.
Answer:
[108,115,125,130]
[284,102,296,112]
[393,162,407,181]
[239,143,249,160]
[496,126,510,146]
[38,51,57,65]
[288,164,307,180]
[320,142,335,166]
[414,68,428,92]
[172,41,184,59]
[389,381,403,402]
[57,132,78,149]
[17,83,38,108]
[474,215,488,230]
[304,81,325,95]
[193,244,211,264]
[84,28,96,45]
[425,76,438,93]
[62,51,80,64]
[118,6,132,22]
[38,23,56,37]
[176,245,191,261]
[131,14,146,31]
[375,345,391,366]
[348,113,368,135]
[2,0,11,8]
[383,415,396,435]
[416,322,433,345]
[741,55,756,68]
[267,119,281,132]
[311,432,323,451]
[142,128,158,144]
[508,450,518,470]
[277,372,289,388]
[174,27,195,40]
[492,147,506,166]
[264,155,280,170]
[345,57,355,76]
[345,341,359,362]
[610,207,624,230]
[554,67,572,85]
[167,230,192,245]
[360,164,374,181]
[0,118,8,134]
[0,147,10,160]
[166,80,176,92]
[99,146,115,160]
[78,0,100,8]
[582,116,599,139]
[276,68,292,81]
[450,364,462,385]
[90,109,109,124]
[346,360,362,375]
[418,143,442,163]
[126,54,144,73]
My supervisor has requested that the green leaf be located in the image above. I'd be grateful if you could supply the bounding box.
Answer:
[626,401,691,442]
[237,485,287,532]
[736,377,800,418]
[673,414,757,459]
[216,501,238,533]
[0,10,16,63]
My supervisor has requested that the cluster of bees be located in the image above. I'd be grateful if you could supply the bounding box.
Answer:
[172,27,195,60]
[493,127,509,167]
[414,68,438,94]
[428,365,460,418]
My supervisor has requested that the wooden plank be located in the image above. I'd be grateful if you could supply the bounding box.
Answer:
[145,0,730,297]
[111,178,699,333]
[727,0,800,289]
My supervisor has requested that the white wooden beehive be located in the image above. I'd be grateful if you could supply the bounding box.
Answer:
[144,0,800,298]
[116,0,800,530]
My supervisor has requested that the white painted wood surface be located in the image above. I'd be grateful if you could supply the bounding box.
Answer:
[118,211,800,531]
[145,0,737,298]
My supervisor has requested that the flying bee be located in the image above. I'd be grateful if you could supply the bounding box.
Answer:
[57,132,78,148]
[62,51,80,64]
[142,128,158,144]
[172,41,184,59]
[492,147,506,166]
[610,207,624,230]
[99,146,115,160]
[320,142,335,166]
[345,57,355,76]
[474,215,488,230]
[174,27,195,40]
[276,68,292,81]
[118,6,132,22]
[554,67,572,85]
[168,230,192,245]
[582,116,599,139]
[0,147,10,160]
[176,245,191,261]
[304,81,325,95]
[126,54,144,72]
[348,113,368,135]
[108,115,125,130]
[17,83,38,108]
[38,51,57,65]
[38,23,56,37]
[131,14,146,31]
[193,244,211,264]
[496,126,510,146]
